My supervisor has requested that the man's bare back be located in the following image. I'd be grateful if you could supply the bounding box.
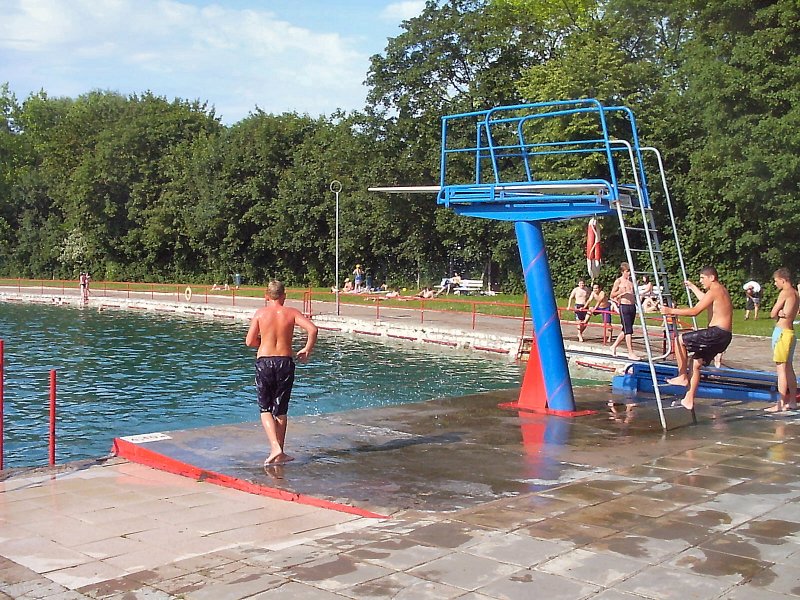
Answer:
[246,303,317,359]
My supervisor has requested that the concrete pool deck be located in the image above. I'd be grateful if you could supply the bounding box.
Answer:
[1,288,799,598]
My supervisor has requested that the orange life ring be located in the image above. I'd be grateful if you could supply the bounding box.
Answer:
[586,218,601,260]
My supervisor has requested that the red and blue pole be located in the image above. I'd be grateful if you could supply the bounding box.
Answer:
[515,221,575,411]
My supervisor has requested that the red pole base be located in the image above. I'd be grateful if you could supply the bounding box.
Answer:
[498,401,597,418]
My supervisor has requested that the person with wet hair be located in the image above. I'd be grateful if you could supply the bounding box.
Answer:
[246,281,318,466]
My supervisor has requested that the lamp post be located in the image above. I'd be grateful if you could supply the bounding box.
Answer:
[330,180,342,315]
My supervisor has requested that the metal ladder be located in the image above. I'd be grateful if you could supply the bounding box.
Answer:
[611,144,695,430]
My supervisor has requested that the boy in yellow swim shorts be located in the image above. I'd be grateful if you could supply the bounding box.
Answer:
[767,268,799,412]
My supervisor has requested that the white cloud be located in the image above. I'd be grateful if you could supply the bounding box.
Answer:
[0,0,373,122]
[380,1,425,21]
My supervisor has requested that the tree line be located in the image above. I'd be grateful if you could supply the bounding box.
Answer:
[1,0,797,304]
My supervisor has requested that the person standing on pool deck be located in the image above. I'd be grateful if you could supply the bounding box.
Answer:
[661,266,733,411]
[766,268,798,412]
[609,263,639,360]
[246,280,318,465]
[566,279,590,342]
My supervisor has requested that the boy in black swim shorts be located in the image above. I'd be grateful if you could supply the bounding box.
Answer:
[255,356,296,417]
[680,327,733,366]
[661,266,733,410]
[246,281,318,466]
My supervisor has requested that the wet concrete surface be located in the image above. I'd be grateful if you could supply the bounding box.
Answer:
[116,383,799,519]
[4,288,800,598]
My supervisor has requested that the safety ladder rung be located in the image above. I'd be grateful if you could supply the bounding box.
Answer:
[628,248,663,254]
[624,226,659,233]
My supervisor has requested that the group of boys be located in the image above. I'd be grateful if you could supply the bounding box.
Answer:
[568,264,799,414]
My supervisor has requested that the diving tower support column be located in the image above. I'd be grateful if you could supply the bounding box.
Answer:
[515,221,576,412]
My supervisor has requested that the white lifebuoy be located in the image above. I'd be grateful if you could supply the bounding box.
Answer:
[184,286,192,302]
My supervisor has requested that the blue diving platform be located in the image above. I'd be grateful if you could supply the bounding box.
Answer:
[437,100,649,222]
[613,362,781,403]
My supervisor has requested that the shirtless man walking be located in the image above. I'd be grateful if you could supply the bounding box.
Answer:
[246,281,318,465]
[661,266,733,410]
[566,280,590,342]
[609,263,639,359]
[766,268,798,412]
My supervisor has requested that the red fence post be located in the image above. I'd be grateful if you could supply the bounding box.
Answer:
[0,339,4,471]
[520,294,528,338]
[49,370,56,466]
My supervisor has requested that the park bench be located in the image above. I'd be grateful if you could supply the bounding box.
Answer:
[454,279,484,295]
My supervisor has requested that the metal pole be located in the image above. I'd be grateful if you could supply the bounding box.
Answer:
[330,181,342,316]
[49,370,56,466]
[0,339,4,471]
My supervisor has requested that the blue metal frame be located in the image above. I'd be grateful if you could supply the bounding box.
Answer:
[436,99,655,414]
[438,99,650,222]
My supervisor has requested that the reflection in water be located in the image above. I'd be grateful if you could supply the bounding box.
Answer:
[0,303,523,466]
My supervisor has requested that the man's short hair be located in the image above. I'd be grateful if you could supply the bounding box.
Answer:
[267,280,285,300]
[700,266,719,281]
[620,262,630,272]
[774,267,793,283]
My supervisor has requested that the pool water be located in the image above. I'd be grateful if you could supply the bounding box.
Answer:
[0,302,526,468]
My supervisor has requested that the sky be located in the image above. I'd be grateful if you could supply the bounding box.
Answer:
[0,0,426,123]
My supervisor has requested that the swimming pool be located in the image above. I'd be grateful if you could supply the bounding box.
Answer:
[0,302,526,468]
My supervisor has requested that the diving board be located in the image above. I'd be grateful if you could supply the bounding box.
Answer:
[371,99,692,427]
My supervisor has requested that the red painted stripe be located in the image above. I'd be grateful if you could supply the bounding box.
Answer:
[575,360,617,372]
[423,339,458,347]
[112,438,388,520]
[472,345,510,354]
[387,334,417,341]
[498,401,596,417]
[317,326,343,331]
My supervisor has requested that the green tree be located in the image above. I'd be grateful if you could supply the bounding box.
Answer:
[678,0,800,283]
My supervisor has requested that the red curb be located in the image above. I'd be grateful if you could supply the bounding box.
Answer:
[423,339,458,347]
[112,438,389,520]
[472,346,510,354]
[497,401,597,418]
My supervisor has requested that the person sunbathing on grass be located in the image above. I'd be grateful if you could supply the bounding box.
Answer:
[660,266,733,411]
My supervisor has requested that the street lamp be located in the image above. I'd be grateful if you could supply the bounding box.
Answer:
[330,180,342,315]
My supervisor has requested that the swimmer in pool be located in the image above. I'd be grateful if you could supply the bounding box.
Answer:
[246,280,318,465]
